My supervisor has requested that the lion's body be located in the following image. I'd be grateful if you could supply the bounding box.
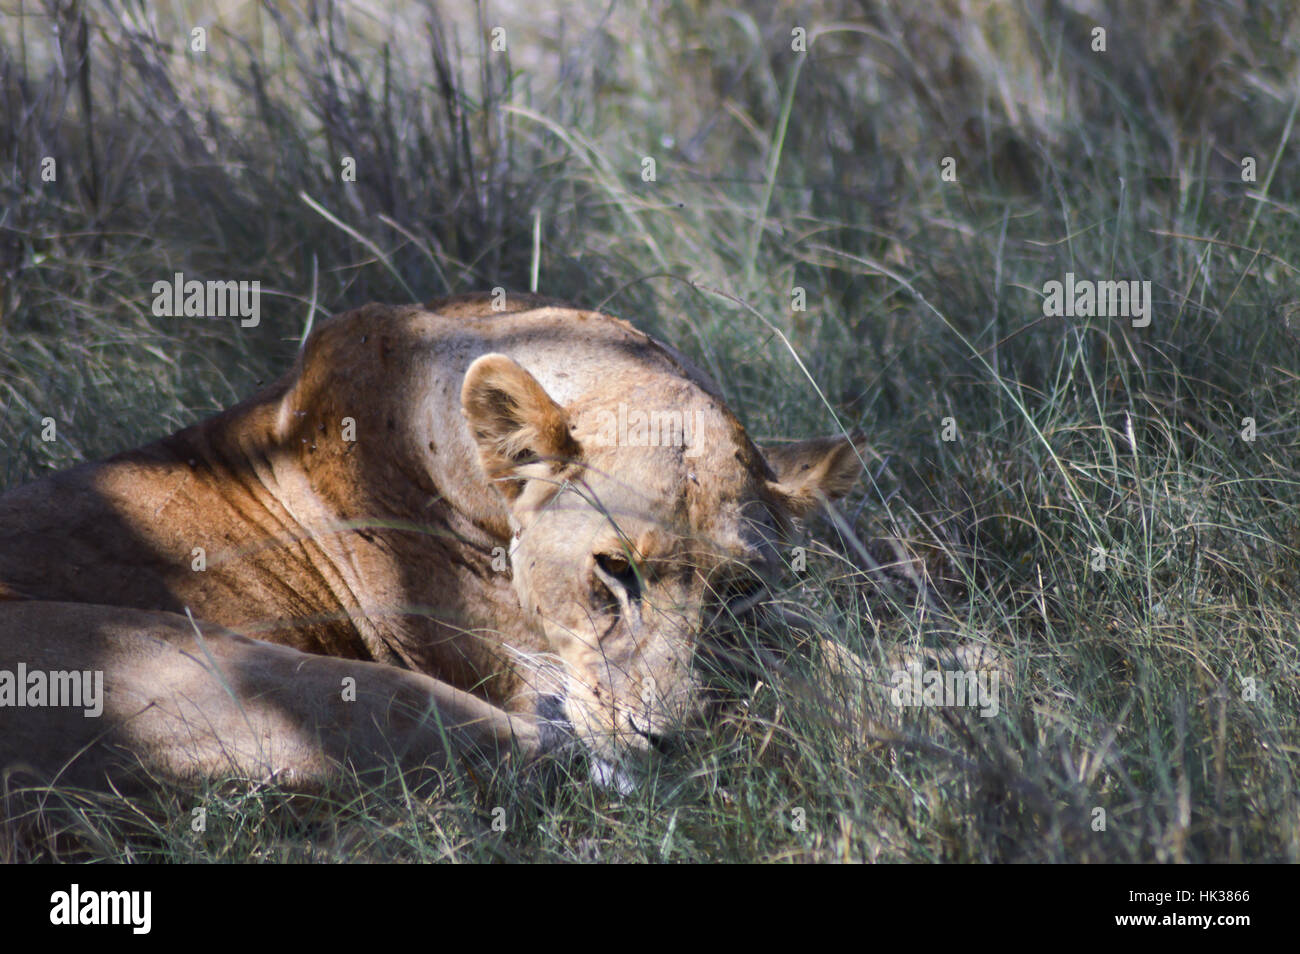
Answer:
[0,293,859,792]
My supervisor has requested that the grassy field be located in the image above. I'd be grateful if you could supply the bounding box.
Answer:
[1,0,1298,862]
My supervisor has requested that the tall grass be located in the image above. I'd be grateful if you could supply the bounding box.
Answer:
[1,0,1297,862]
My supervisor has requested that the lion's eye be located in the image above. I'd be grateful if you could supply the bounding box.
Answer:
[595,552,632,579]
[594,551,641,607]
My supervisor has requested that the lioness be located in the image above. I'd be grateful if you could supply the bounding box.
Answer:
[0,293,860,794]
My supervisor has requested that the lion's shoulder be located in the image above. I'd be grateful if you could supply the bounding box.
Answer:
[424,291,570,317]
[301,294,723,403]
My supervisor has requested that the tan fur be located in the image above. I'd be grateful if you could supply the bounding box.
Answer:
[0,293,859,792]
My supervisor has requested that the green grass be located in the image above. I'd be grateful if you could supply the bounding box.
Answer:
[2,0,1298,862]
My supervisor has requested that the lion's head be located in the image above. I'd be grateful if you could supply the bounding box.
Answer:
[461,351,862,769]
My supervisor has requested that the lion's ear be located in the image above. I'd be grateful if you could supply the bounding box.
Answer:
[461,353,580,495]
[763,435,864,517]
